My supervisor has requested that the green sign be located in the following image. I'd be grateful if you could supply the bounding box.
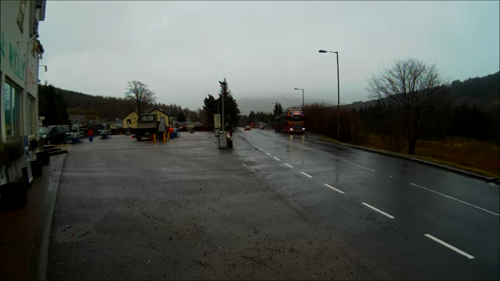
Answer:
[0,31,25,80]
[0,32,5,63]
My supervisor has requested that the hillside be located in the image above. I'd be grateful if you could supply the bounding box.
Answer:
[342,71,499,113]
[52,87,201,122]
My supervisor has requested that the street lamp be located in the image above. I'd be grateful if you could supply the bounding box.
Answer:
[294,88,305,111]
[39,65,48,72]
[319,49,340,141]
[219,81,226,132]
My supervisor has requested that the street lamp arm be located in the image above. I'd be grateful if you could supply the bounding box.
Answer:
[318,49,341,140]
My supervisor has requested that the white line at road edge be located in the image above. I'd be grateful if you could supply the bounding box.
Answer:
[341,159,375,172]
[285,163,294,168]
[361,202,395,219]
[249,142,263,151]
[410,183,500,217]
[324,184,344,194]
[424,234,474,259]
[274,157,281,161]
[300,172,313,178]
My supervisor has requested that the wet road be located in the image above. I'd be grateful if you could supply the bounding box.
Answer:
[47,133,390,280]
[236,128,499,280]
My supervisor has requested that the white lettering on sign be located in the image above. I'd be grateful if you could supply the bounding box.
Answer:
[219,133,227,148]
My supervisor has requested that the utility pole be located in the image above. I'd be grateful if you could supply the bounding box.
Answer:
[219,81,226,133]
[318,50,341,141]
[335,52,340,141]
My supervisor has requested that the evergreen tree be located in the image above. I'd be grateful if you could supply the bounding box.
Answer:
[178,111,186,122]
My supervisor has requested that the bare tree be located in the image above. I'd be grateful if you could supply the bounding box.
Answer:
[125,81,156,115]
[367,58,448,154]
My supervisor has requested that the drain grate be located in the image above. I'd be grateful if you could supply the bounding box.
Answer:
[56,223,95,242]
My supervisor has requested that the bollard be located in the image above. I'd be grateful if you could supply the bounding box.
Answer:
[153,133,156,143]
[163,132,166,143]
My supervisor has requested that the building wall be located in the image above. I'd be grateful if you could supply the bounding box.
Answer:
[149,109,171,127]
[122,112,138,130]
[1,0,45,185]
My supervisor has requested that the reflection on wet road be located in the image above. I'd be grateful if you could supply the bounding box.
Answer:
[235,128,499,280]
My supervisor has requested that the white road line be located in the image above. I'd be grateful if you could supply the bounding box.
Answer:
[361,202,395,219]
[424,234,474,259]
[489,183,498,187]
[274,157,281,161]
[266,152,271,156]
[285,163,294,168]
[341,159,375,172]
[410,183,500,217]
[324,184,344,194]
[300,172,313,178]
[249,142,263,151]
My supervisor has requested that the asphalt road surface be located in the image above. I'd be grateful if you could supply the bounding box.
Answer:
[47,132,389,280]
[237,128,499,280]
[46,130,499,280]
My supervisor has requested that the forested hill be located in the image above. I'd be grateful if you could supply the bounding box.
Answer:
[52,87,201,121]
[58,88,133,121]
[347,71,500,113]
[450,71,499,114]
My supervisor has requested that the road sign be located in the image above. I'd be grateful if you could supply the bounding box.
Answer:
[219,132,227,149]
[214,114,221,129]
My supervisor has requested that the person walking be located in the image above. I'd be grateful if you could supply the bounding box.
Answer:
[88,127,94,142]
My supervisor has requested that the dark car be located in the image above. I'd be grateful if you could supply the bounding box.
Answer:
[39,125,69,145]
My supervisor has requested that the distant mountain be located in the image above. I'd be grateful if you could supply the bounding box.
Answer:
[449,71,499,114]
[238,71,499,116]
[327,71,500,114]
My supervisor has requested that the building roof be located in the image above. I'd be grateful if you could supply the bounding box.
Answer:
[148,108,172,116]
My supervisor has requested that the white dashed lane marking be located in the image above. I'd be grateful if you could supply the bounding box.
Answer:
[361,202,395,219]
[300,172,313,178]
[324,184,344,194]
[424,234,474,259]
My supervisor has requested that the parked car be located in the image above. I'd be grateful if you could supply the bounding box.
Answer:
[39,125,69,145]
[245,125,251,131]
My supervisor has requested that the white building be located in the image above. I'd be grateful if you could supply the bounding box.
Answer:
[1,0,47,185]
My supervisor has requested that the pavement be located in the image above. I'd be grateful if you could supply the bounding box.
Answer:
[0,154,65,281]
[45,133,390,280]
[238,128,499,280]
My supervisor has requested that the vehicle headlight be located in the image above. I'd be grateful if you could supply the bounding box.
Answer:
[290,128,293,131]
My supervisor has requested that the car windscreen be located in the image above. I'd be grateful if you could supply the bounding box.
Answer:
[288,115,304,122]
[39,128,49,134]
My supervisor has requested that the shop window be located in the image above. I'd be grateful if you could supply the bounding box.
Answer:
[3,81,21,138]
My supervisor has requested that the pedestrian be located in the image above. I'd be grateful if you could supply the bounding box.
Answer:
[88,127,94,142]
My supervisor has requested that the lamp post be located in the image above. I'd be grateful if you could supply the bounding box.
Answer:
[294,88,305,111]
[219,81,226,133]
[319,50,340,141]
[77,103,81,133]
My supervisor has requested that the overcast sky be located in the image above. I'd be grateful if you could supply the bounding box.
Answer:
[39,1,499,113]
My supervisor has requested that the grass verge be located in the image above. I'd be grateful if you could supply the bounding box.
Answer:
[318,134,499,179]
